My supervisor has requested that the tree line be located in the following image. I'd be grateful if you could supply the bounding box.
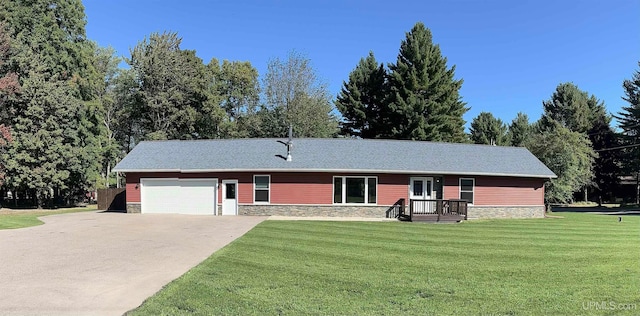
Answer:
[334,22,639,206]
[0,1,638,208]
[465,76,640,206]
[0,0,338,207]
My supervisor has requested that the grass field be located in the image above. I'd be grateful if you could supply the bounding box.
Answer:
[0,205,97,230]
[129,212,639,315]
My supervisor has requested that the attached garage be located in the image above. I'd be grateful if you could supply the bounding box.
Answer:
[141,178,217,215]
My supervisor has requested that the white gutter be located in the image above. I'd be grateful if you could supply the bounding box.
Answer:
[113,168,557,179]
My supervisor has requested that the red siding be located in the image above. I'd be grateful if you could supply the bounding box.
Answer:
[125,172,544,206]
[125,182,140,203]
[271,173,333,204]
[443,175,545,206]
[378,174,409,205]
[443,176,459,201]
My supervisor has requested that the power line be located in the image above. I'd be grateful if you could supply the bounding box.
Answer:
[586,123,640,136]
[595,143,640,152]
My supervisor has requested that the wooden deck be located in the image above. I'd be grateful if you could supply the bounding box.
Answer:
[411,214,466,223]
[387,199,468,223]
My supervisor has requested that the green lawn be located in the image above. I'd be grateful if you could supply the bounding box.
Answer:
[129,213,640,315]
[0,205,97,230]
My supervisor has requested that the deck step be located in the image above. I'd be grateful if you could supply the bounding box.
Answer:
[411,214,465,223]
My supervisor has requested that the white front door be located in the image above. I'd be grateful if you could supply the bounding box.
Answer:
[222,180,238,215]
[410,177,433,213]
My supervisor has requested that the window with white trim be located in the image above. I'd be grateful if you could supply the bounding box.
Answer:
[254,175,270,203]
[459,178,474,204]
[333,176,377,204]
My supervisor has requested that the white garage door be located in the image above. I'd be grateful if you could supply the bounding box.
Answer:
[141,178,218,215]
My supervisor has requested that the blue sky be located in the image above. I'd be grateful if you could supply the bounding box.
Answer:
[83,0,639,129]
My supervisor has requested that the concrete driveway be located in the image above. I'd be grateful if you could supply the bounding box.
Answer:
[0,211,266,315]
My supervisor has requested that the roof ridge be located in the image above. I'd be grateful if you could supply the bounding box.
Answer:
[137,137,528,150]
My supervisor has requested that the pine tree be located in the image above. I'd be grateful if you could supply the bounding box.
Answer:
[0,23,19,186]
[0,0,97,206]
[4,62,82,207]
[541,82,605,134]
[616,61,640,203]
[0,0,91,94]
[507,112,531,147]
[469,112,509,146]
[588,114,620,204]
[335,52,387,138]
[386,22,468,142]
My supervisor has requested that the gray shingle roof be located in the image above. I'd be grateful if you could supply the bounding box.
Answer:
[113,138,557,178]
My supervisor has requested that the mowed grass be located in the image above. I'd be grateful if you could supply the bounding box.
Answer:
[0,205,97,230]
[129,213,640,315]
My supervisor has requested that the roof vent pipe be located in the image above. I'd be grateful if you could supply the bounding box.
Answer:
[286,126,293,162]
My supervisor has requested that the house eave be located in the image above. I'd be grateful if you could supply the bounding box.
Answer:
[113,168,556,179]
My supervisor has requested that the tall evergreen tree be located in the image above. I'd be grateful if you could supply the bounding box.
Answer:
[0,23,18,186]
[0,0,97,205]
[0,23,19,114]
[588,114,620,204]
[507,112,531,147]
[540,82,616,202]
[540,82,605,134]
[469,112,509,146]
[0,124,10,186]
[615,61,640,203]
[3,62,83,207]
[0,0,92,96]
[335,52,387,138]
[386,22,468,142]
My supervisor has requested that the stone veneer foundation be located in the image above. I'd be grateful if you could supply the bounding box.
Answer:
[126,202,141,214]
[467,206,545,219]
[126,202,545,219]
[237,205,391,217]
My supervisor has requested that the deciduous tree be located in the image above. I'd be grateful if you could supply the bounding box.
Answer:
[526,122,595,204]
[262,51,338,138]
[207,59,261,138]
[84,45,122,188]
[127,32,208,140]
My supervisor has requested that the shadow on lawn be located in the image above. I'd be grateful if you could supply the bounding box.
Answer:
[552,206,640,216]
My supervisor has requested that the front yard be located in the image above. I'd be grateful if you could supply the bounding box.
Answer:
[0,205,97,229]
[129,212,639,315]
